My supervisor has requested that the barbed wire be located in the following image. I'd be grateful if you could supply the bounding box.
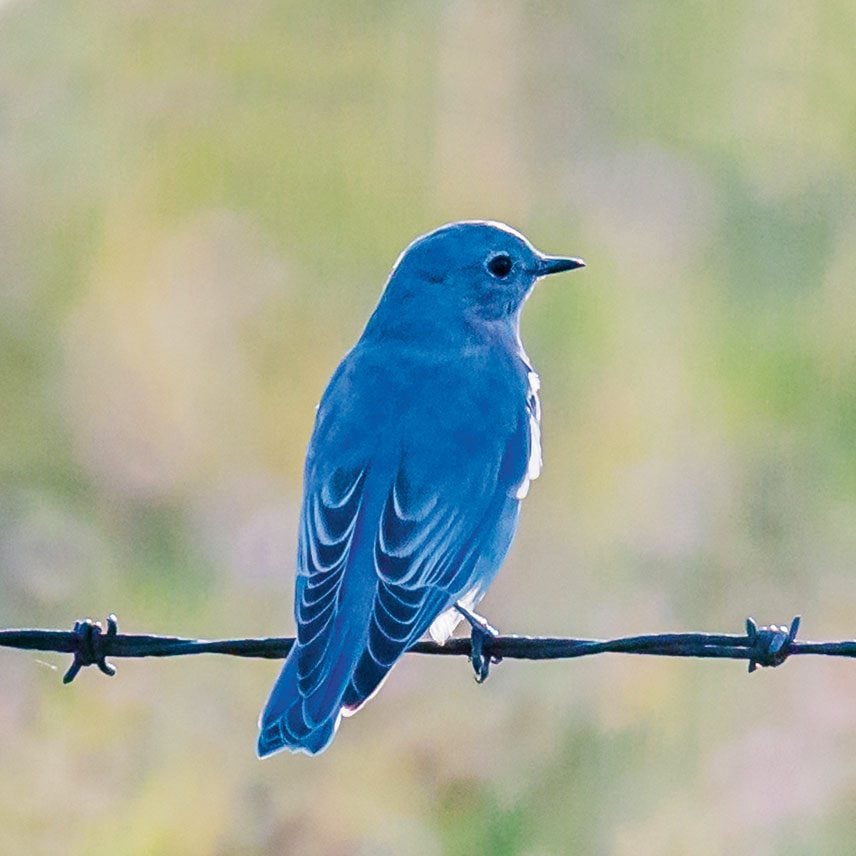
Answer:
[3,613,856,685]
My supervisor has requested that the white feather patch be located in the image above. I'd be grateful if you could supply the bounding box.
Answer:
[515,370,542,499]
[428,586,479,644]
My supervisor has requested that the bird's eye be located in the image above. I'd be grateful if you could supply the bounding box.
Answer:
[486,253,513,279]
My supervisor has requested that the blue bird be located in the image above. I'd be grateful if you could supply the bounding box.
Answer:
[257,221,584,756]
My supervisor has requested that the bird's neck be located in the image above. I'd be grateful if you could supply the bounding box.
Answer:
[361,296,522,355]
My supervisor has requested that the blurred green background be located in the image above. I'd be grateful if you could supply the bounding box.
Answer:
[1,1,855,853]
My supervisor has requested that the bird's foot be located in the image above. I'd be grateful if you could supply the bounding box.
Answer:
[455,603,502,683]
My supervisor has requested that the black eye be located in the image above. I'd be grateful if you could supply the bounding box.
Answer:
[486,253,513,279]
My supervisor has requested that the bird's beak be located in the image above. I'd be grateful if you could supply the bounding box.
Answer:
[537,255,586,277]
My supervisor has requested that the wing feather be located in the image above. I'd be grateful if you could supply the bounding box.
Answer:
[294,466,366,696]
[341,434,527,711]
[290,366,538,720]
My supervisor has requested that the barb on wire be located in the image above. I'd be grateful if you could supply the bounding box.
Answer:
[2,612,856,684]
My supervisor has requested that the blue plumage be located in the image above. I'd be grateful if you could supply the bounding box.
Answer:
[258,221,584,756]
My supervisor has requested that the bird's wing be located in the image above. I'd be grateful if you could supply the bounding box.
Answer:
[293,421,530,720]
[288,347,536,725]
[339,441,525,710]
[292,463,369,701]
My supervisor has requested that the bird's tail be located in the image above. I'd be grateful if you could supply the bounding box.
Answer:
[258,588,456,757]
[257,646,342,757]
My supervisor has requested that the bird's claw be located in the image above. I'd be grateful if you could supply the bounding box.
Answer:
[455,604,502,683]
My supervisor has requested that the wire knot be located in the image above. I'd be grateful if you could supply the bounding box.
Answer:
[63,615,119,684]
[746,615,800,673]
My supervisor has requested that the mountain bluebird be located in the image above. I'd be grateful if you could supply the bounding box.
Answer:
[258,221,584,756]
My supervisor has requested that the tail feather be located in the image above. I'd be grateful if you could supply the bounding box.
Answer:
[257,648,342,757]
[260,622,376,756]
[257,710,338,758]
[258,584,480,755]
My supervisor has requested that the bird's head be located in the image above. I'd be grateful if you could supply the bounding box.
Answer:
[369,221,584,338]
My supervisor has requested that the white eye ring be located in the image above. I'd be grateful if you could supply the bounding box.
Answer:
[486,252,513,279]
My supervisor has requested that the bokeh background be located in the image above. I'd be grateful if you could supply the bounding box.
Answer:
[1,2,855,853]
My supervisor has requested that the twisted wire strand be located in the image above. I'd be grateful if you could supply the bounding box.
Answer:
[3,613,854,684]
